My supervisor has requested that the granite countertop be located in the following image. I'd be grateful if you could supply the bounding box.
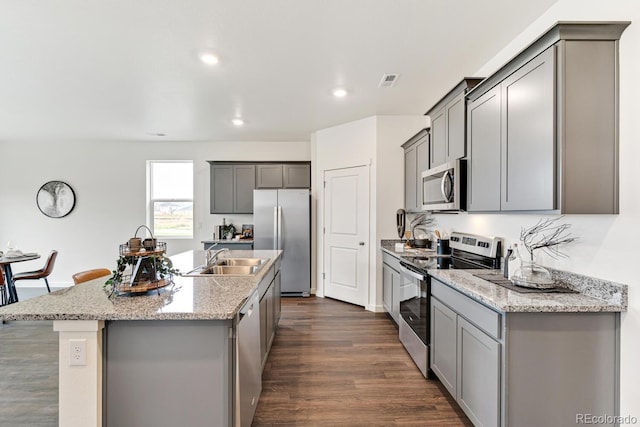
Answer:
[380,244,627,314]
[0,249,281,322]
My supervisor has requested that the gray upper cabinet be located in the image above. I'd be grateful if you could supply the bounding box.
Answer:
[210,161,310,213]
[426,78,482,170]
[256,163,311,189]
[209,163,255,214]
[466,21,629,213]
[234,164,256,212]
[256,165,284,188]
[501,47,555,211]
[467,86,501,212]
[210,164,234,214]
[283,164,311,188]
[402,128,430,212]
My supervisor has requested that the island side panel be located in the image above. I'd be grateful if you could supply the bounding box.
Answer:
[104,320,234,427]
[504,312,619,427]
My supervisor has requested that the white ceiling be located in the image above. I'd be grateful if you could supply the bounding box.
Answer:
[0,0,557,142]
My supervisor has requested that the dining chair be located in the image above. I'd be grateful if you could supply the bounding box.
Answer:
[72,268,111,285]
[12,250,58,292]
[0,265,6,306]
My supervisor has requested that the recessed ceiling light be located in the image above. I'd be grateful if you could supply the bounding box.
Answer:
[332,88,348,98]
[199,52,219,65]
[232,118,244,126]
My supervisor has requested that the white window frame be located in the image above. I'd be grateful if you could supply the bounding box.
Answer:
[147,160,194,239]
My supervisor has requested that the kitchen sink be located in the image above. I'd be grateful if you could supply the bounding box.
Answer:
[215,258,267,267]
[182,258,269,276]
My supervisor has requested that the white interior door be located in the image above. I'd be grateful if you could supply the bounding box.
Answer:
[323,165,369,306]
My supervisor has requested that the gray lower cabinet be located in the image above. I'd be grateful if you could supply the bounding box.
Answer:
[402,129,429,212]
[430,277,619,427]
[457,316,500,427]
[258,264,280,370]
[430,297,458,396]
[382,256,400,323]
[210,163,256,214]
[466,22,629,213]
[105,320,234,427]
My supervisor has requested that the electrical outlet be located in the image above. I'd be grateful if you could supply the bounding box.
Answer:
[69,339,87,366]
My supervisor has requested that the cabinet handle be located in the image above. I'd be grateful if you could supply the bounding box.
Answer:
[359,242,365,246]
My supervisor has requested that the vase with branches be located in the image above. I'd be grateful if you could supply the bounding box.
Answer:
[512,217,578,288]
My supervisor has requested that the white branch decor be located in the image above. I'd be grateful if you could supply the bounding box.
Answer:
[520,217,578,261]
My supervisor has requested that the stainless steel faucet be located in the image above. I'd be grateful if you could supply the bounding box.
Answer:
[206,247,229,266]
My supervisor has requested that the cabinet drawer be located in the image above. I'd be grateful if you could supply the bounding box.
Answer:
[431,279,501,339]
[382,251,401,270]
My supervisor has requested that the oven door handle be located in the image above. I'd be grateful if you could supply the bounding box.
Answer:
[399,262,427,281]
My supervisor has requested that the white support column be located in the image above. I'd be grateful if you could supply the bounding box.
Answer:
[53,320,105,427]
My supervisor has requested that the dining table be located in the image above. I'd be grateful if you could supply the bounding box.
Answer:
[0,252,40,305]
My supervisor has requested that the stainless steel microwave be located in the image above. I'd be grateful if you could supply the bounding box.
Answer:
[421,159,466,211]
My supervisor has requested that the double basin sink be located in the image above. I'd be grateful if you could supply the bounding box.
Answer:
[183,257,269,277]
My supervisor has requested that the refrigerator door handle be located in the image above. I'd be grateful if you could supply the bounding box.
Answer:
[273,206,278,250]
[277,206,283,250]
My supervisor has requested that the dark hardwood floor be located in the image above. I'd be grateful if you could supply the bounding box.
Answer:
[0,295,471,426]
[253,296,472,426]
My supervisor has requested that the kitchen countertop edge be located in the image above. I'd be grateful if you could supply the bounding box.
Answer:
[0,249,282,322]
[381,244,627,314]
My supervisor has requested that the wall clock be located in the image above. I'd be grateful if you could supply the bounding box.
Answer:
[36,181,76,218]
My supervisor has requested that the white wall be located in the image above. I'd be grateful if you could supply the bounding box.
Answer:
[0,140,310,287]
[313,115,425,310]
[421,0,639,417]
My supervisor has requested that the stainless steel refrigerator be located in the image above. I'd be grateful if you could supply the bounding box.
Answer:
[253,189,311,296]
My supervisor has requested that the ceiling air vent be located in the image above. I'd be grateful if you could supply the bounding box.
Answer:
[378,73,399,88]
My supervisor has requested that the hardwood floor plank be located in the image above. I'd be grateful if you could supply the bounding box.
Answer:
[253,297,472,426]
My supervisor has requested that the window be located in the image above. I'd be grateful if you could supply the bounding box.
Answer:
[147,160,193,238]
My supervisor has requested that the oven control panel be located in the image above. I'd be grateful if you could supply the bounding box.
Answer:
[449,231,502,258]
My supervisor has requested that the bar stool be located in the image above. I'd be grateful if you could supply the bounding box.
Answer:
[72,268,111,285]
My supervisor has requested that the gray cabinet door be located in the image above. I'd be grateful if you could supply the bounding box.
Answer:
[430,109,446,169]
[446,94,466,161]
[382,263,394,317]
[457,316,500,427]
[210,165,234,213]
[283,164,311,188]
[273,271,281,326]
[404,144,417,211]
[382,262,400,324]
[256,164,284,188]
[501,47,556,211]
[416,135,429,207]
[467,86,502,212]
[210,164,255,213]
[431,297,457,397]
[234,165,256,213]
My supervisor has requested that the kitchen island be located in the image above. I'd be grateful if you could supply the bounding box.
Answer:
[0,249,282,427]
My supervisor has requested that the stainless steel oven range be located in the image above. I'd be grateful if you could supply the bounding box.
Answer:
[397,231,502,378]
